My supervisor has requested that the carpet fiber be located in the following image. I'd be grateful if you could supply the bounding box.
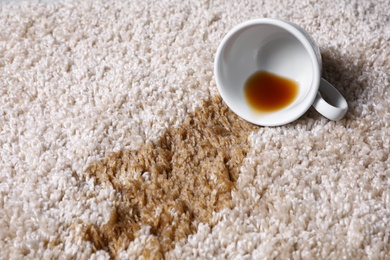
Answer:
[0,0,389,259]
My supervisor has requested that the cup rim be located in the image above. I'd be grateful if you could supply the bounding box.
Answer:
[214,18,321,126]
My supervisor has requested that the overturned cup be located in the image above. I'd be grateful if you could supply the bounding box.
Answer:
[214,18,348,126]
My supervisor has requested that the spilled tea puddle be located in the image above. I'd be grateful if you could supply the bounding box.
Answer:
[80,96,256,258]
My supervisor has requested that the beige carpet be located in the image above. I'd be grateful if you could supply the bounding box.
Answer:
[1,0,389,259]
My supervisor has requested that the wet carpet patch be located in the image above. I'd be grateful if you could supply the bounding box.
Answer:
[81,96,256,258]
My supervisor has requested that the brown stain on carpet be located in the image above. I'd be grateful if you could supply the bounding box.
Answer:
[81,96,256,258]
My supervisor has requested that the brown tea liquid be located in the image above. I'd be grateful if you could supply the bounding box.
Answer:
[244,71,299,113]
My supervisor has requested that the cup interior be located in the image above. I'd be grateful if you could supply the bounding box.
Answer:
[215,20,320,126]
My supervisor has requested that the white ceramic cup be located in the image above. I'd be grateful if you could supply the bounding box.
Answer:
[214,18,348,126]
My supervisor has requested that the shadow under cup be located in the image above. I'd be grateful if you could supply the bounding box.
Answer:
[215,20,321,126]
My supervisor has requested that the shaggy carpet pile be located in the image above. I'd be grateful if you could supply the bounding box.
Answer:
[0,0,389,259]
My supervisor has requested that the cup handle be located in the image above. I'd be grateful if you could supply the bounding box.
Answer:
[312,78,348,121]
